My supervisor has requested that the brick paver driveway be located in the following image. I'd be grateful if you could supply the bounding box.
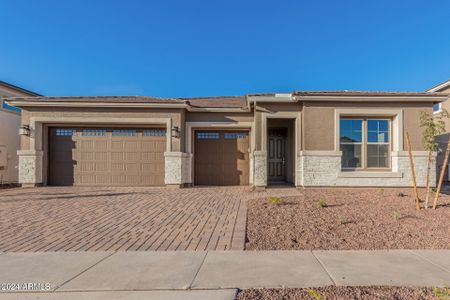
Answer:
[0,186,248,252]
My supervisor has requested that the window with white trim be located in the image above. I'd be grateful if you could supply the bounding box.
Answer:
[340,118,390,170]
[433,103,442,113]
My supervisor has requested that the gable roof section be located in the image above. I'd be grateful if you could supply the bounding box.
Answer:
[0,81,41,97]
[427,80,450,93]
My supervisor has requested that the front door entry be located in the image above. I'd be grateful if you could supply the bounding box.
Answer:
[268,128,286,182]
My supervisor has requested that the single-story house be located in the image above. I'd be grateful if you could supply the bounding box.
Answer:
[0,81,40,184]
[5,90,448,188]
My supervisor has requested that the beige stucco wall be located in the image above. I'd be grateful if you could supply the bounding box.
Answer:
[302,101,432,151]
[0,109,20,183]
[0,85,35,183]
[20,107,184,152]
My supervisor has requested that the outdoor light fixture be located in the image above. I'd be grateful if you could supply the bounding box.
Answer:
[19,124,30,136]
[172,126,180,138]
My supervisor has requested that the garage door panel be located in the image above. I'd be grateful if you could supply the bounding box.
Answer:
[195,130,249,186]
[49,127,166,186]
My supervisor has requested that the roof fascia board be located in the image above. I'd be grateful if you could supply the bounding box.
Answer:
[187,107,249,112]
[5,101,188,109]
[247,93,294,103]
[296,95,448,102]
[427,80,450,92]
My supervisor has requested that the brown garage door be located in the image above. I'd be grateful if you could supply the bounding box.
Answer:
[195,130,249,186]
[48,127,166,186]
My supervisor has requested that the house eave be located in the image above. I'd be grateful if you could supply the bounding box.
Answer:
[295,95,448,102]
[4,101,188,109]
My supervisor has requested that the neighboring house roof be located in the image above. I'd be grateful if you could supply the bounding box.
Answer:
[0,81,41,97]
[427,80,450,93]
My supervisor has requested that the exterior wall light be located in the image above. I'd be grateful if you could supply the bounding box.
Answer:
[172,126,180,138]
[19,124,30,136]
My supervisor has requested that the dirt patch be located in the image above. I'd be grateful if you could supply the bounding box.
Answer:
[237,287,442,300]
[246,188,450,250]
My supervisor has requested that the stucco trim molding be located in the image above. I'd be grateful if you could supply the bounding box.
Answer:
[392,151,437,157]
[299,150,342,157]
[29,116,173,153]
[338,171,403,178]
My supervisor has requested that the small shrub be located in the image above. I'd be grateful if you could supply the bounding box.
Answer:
[393,211,401,220]
[433,286,450,300]
[268,196,283,205]
[317,197,327,208]
[304,288,325,300]
[397,192,405,197]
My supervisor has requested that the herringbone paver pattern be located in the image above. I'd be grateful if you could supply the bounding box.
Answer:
[0,186,249,252]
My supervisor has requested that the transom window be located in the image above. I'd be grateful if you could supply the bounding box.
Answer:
[55,128,76,136]
[82,129,106,136]
[112,129,136,136]
[224,132,247,139]
[340,118,390,169]
[143,129,166,136]
[196,132,219,140]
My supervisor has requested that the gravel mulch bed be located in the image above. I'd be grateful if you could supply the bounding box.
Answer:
[246,188,450,250]
[237,286,444,300]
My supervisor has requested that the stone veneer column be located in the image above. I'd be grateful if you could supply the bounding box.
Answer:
[17,150,43,187]
[164,152,191,186]
[253,151,267,187]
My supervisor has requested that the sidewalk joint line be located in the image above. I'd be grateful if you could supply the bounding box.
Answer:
[311,251,337,286]
[408,250,450,274]
[189,251,209,289]
[54,251,116,291]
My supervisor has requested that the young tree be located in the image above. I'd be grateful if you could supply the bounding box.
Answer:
[419,109,449,209]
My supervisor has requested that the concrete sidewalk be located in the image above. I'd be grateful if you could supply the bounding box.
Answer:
[0,250,449,299]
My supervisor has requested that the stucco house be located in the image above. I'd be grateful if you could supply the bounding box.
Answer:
[427,79,450,182]
[5,90,448,188]
[0,81,40,184]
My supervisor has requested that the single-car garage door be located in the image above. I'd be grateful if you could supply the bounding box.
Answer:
[195,130,249,185]
[48,127,166,186]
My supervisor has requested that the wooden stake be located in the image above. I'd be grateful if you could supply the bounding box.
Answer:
[433,139,450,209]
[406,132,420,210]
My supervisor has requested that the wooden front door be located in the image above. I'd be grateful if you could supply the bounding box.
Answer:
[268,128,286,182]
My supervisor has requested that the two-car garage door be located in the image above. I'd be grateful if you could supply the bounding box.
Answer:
[48,127,166,186]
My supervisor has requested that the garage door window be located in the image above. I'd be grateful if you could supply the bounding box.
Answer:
[143,129,166,136]
[82,129,106,136]
[55,128,76,136]
[112,129,136,136]
[224,132,247,139]
[197,132,219,139]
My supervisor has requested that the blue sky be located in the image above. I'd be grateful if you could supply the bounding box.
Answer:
[1,0,449,97]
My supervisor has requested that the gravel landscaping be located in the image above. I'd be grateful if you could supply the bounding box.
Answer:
[246,188,450,250]
[237,287,444,300]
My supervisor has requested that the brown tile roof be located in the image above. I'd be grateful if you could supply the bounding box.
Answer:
[294,90,442,97]
[6,95,185,104]
[181,96,247,108]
